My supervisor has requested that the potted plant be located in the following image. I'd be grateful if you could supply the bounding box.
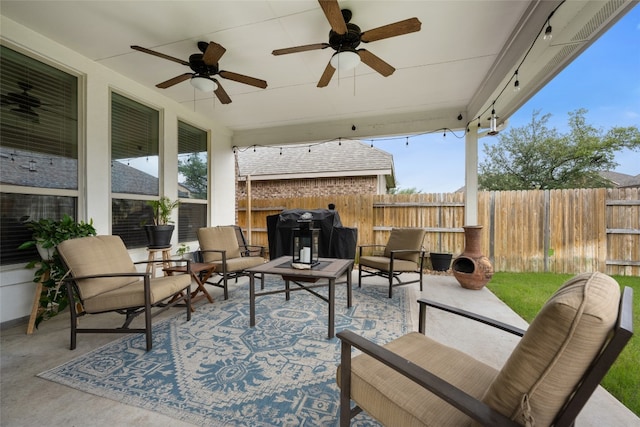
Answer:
[144,196,180,249]
[18,214,97,327]
[175,243,192,260]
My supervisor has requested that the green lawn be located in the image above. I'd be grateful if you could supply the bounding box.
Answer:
[487,272,640,417]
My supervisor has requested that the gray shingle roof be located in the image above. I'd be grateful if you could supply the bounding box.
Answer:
[236,140,394,181]
[600,171,640,188]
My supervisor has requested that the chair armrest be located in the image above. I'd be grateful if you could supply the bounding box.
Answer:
[390,249,425,255]
[417,298,526,336]
[61,272,149,282]
[358,244,386,257]
[199,249,226,254]
[134,259,190,267]
[240,244,265,257]
[337,329,520,427]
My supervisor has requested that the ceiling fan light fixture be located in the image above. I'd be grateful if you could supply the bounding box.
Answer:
[190,76,217,92]
[330,50,360,71]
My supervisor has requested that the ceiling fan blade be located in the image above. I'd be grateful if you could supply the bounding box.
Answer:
[318,0,347,34]
[214,80,232,104]
[317,62,336,88]
[131,45,190,66]
[219,71,267,89]
[156,73,193,88]
[358,50,395,77]
[272,43,330,56]
[202,41,226,66]
[360,17,422,43]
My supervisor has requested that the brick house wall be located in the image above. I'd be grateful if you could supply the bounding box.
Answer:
[236,175,378,201]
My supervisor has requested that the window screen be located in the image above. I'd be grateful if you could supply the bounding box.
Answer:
[0,46,79,265]
[178,121,208,200]
[111,92,159,196]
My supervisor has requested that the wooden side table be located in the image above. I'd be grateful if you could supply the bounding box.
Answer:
[164,262,217,308]
[146,247,172,277]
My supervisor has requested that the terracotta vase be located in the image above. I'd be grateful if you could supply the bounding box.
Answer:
[452,225,493,290]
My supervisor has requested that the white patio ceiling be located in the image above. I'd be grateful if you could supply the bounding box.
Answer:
[0,0,636,147]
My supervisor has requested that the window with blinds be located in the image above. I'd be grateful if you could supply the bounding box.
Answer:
[177,120,208,242]
[110,93,160,248]
[111,92,159,196]
[0,46,79,265]
[0,45,78,189]
[178,120,208,200]
[178,203,207,242]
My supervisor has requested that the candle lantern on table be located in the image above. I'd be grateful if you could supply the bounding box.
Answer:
[292,213,319,267]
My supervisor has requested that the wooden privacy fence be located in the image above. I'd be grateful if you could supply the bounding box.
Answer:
[237,187,639,276]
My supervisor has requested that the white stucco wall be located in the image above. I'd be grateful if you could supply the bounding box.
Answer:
[0,17,235,324]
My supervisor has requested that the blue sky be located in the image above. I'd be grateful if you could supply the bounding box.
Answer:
[373,5,640,193]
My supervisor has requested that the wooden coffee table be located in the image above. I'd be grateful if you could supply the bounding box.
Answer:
[246,256,354,338]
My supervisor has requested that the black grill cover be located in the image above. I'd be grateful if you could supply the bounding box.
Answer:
[267,209,357,260]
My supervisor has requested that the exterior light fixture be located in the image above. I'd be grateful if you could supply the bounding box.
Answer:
[190,76,218,92]
[487,108,499,136]
[543,21,553,40]
[292,213,319,268]
[330,49,360,71]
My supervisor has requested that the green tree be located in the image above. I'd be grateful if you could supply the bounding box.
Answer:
[479,109,640,190]
[178,153,207,199]
[388,186,422,194]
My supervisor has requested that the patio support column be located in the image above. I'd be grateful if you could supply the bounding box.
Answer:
[464,128,479,225]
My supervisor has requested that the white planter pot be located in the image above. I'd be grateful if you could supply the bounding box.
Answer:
[36,242,55,261]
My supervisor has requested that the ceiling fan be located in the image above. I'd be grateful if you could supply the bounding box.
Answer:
[272,0,421,87]
[1,81,42,123]
[131,41,268,104]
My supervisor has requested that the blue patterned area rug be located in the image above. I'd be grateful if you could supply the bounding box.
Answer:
[39,278,412,426]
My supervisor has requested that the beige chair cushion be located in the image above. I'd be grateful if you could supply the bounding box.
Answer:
[359,255,419,272]
[338,332,498,426]
[58,235,138,300]
[197,226,242,262]
[82,274,191,313]
[482,272,620,426]
[384,228,426,263]
[208,255,265,273]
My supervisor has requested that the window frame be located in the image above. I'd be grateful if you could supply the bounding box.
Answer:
[0,42,85,268]
[177,119,209,243]
[109,90,162,248]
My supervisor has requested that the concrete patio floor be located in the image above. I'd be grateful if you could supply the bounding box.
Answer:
[1,272,638,426]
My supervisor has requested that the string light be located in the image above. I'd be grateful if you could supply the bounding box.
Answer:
[543,20,553,40]
[405,136,409,147]
[488,104,499,136]
[467,3,563,136]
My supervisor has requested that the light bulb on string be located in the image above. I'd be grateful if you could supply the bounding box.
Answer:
[514,70,520,92]
[488,106,499,136]
[405,136,409,147]
[543,20,552,40]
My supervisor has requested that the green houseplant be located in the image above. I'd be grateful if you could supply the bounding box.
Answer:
[144,196,180,248]
[18,214,97,327]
